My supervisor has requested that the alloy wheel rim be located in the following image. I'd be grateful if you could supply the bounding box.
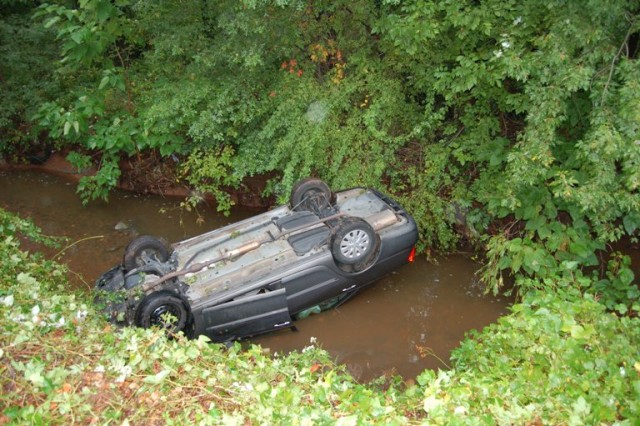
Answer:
[150,305,180,328]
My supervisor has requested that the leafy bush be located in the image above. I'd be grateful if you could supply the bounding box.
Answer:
[376,0,640,289]
[590,253,640,317]
[5,0,640,293]
[0,5,60,156]
[179,146,242,216]
[0,209,60,248]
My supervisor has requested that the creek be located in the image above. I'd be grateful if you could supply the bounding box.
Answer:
[0,169,510,382]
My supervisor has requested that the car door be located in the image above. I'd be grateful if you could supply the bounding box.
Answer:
[200,287,292,341]
[281,265,351,314]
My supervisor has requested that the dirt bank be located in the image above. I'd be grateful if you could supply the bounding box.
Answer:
[0,152,274,209]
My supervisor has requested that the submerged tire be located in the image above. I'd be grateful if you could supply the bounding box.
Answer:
[290,178,332,212]
[135,292,189,335]
[331,217,377,265]
[123,235,170,271]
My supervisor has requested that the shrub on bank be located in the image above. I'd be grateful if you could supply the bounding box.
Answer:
[1,210,638,424]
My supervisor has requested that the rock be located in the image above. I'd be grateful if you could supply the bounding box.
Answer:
[114,221,129,231]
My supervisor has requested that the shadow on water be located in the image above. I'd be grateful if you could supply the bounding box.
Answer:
[0,170,511,382]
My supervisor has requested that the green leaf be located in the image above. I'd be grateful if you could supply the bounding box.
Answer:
[569,324,594,340]
[618,268,634,286]
[614,304,628,315]
[511,253,523,272]
[623,212,640,234]
[537,224,552,240]
[569,241,592,258]
[143,369,171,385]
[525,214,546,232]
[44,16,61,29]
[99,76,110,90]
[571,396,591,417]
[95,1,115,22]
[70,30,84,45]
[561,261,579,271]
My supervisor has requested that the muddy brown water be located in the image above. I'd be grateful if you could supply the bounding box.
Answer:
[0,170,510,381]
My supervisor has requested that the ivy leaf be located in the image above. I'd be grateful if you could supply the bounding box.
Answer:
[537,224,552,240]
[561,261,579,271]
[571,396,591,417]
[569,324,594,340]
[143,369,171,385]
[569,241,592,258]
[614,304,628,315]
[24,361,45,387]
[525,214,546,232]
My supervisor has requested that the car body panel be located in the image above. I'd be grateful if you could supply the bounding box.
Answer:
[201,287,292,341]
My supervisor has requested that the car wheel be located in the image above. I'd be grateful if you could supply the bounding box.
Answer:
[290,178,332,212]
[123,235,170,271]
[135,292,189,335]
[331,217,377,265]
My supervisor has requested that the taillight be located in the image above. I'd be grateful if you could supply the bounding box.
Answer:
[408,246,416,263]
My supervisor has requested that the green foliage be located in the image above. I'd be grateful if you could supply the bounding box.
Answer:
[3,0,640,293]
[375,0,640,289]
[246,70,419,199]
[75,156,121,203]
[0,209,60,248]
[590,253,640,316]
[0,8,59,153]
[28,0,185,202]
[179,146,242,215]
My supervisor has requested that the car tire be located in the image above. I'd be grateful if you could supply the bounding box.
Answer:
[135,292,189,335]
[123,235,170,271]
[290,178,332,212]
[331,217,377,265]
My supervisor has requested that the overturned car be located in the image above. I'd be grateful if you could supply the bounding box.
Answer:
[95,178,418,342]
